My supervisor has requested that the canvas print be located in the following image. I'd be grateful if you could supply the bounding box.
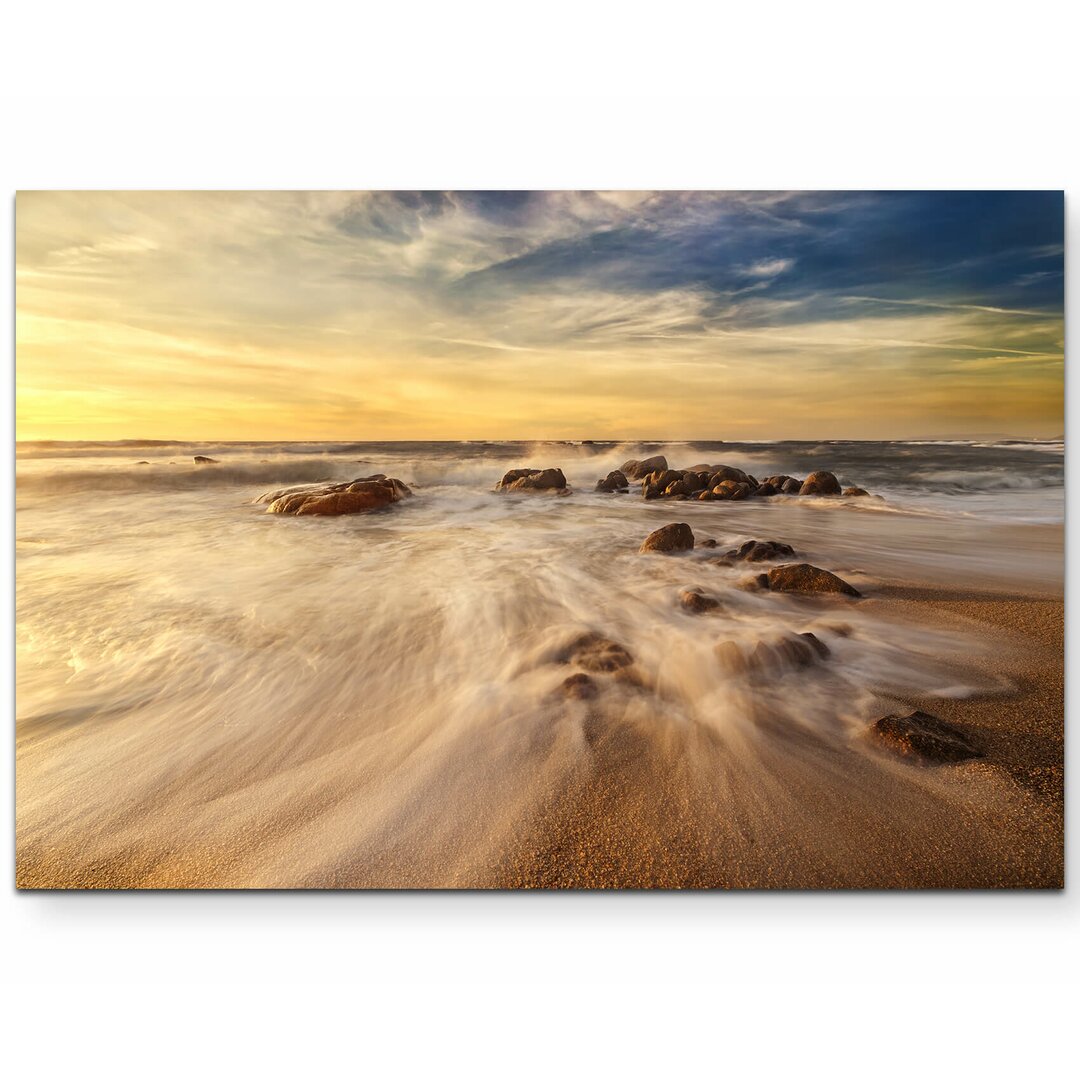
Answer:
[15,191,1064,889]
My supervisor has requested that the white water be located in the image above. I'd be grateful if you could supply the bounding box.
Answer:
[15,440,1064,886]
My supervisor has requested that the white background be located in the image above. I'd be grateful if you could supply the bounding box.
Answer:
[2,3,1077,1076]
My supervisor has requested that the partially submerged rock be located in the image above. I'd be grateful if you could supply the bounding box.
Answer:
[843,487,870,497]
[640,522,695,554]
[759,563,861,597]
[193,455,219,465]
[679,588,722,614]
[495,467,568,493]
[872,711,983,764]
[595,470,629,493]
[724,539,797,563]
[557,632,634,673]
[798,470,842,496]
[554,673,599,701]
[716,632,831,676]
[262,475,412,516]
[621,455,668,480]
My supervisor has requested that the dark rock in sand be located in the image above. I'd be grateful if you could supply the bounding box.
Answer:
[495,467,568,493]
[554,673,599,700]
[799,470,842,496]
[136,460,150,465]
[762,563,861,597]
[595,470,629,493]
[557,632,634,673]
[193,455,219,465]
[264,475,412,516]
[843,487,870,497]
[621,455,668,480]
[872,710,983,764]
[724,539,797,563]
[679,588,722,614]
[640,522,695,554]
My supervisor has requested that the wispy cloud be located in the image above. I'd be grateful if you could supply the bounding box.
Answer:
[15,190,1064,440]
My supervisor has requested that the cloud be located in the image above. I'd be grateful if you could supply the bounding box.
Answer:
[14,190,1064,440]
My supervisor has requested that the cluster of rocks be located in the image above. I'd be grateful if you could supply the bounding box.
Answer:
[495,467,569,494]
[259,474,412,516]
[598,455,870,501]
[551,631,637,701]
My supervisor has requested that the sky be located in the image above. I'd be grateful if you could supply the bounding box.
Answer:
[15,190,1064,441]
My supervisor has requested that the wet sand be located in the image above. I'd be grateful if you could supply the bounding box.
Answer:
[17,582,1064,891]
[494,584,1064,890]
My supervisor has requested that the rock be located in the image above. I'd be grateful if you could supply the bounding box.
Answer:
[762,563,861,597]
[716,632,830,676]
[761,474,795,489]
[799,470,842,496]
[135,460,150,465]
[754,482,779,497]
[554,673,599,701]
[843,487,870,497]
[495,467,568,493]
[644,468,682,491]
[193,455,219,465]
[699,538,718,548]
[640,522,695,554]
[712,480,751,501]
[557,632,634,673]
[708,465,752,486]
[780,478,803,494]
[664,477,699,497]
[264,476,412,516]
[872,711,982,764]
[595,470,629,493]
[679,588,722,614]
[621,455,668,480]
[723,539,797,563]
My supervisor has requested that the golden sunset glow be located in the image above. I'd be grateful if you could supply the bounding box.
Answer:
[16,190,1064,441]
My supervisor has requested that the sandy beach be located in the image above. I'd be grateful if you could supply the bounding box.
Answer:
[483,582,1063,890]
[16,556,1063,890]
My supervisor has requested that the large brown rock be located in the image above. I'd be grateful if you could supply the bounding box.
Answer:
[595,470,629,493]
[640,522,695,553]
[799,470,842,496]
[495,467,568,493]
[264,475,412,516]
[872,711,982,764]
[761,563,861,597]
[621,455,668,480]
[708,465,753,487]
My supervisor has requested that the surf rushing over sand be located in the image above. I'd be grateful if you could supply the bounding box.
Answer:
[15,439,1064,887]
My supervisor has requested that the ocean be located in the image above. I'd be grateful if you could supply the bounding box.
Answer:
[15,439,1064,886]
